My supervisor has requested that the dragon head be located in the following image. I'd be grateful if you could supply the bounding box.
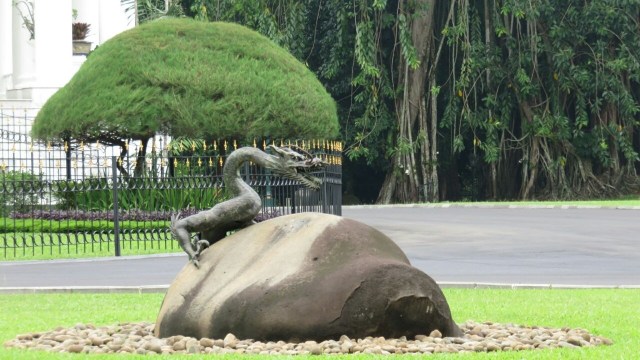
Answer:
[267,145,328,189]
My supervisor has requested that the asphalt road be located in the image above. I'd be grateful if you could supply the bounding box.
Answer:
[1,206,639,288]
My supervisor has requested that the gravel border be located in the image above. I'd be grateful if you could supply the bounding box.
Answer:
[4,320,612,355]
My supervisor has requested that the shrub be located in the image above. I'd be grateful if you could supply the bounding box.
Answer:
[0,171,46,216]
[33,18,339,146]
[0,218,168,233]
[52,177,227,212]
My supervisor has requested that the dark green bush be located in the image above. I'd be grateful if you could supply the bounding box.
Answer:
[32,19,339,144]
[52,177,226,212]
[0,218,168,233]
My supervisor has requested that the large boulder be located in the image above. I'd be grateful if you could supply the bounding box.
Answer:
[155,213,461,341]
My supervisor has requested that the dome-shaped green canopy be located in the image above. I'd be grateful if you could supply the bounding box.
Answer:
[32,18,339,144]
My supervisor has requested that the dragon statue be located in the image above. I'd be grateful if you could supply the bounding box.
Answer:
[171,145,327,268]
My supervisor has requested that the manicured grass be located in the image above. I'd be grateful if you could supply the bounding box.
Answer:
[0,232,181,260]
[0,289,638,359]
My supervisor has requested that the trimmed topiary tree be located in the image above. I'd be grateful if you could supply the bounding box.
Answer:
[31,18,339,175]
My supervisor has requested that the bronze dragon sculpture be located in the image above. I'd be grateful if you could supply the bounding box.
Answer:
[171,145,327,268]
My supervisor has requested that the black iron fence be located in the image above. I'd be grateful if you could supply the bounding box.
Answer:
[0,107,342,259]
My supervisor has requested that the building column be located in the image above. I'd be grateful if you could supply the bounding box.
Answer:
[11,0,36,97]
[30,0,72,104]
[0,0,14,98]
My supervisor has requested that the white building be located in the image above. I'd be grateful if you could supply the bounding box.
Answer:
[0,0,134,179]
[0,0,131,107]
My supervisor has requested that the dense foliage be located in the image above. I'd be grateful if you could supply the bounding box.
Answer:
[0,218,168,233]
[168,0,640,202]
[0,171,45,216]
[32,18,339,175]
[52,177,226,212]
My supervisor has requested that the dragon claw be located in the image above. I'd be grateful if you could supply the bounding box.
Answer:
[188,236,210,269]
[195,239,210,255]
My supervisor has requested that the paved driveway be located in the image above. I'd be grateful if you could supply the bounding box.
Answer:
[1,206,638,289]
[344,206,639,286]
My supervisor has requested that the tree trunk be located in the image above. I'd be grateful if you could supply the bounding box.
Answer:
[518,99,539,200]
[377,0,436,204]
[134,137,151,177]
[521,136,539,200]
[484,0,498,199]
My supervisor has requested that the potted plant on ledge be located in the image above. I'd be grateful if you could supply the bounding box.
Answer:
[72,22,91,55]
[72,9,91,56]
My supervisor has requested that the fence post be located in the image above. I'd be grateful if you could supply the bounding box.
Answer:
[111,156,121,257]
[64,138,72,180]
[322,168,328,214]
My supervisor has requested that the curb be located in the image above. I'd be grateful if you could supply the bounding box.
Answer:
[344,204,640,210]
[0,252,184,266]
[0,285,170,294]
[2,283,638,294]
[438,282,640,290]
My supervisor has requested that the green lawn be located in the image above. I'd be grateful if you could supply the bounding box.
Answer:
[1,289,638,359]
[0,232,181,260]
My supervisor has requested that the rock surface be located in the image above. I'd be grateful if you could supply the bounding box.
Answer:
[4,321,612,355]
[155,213,461,341]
